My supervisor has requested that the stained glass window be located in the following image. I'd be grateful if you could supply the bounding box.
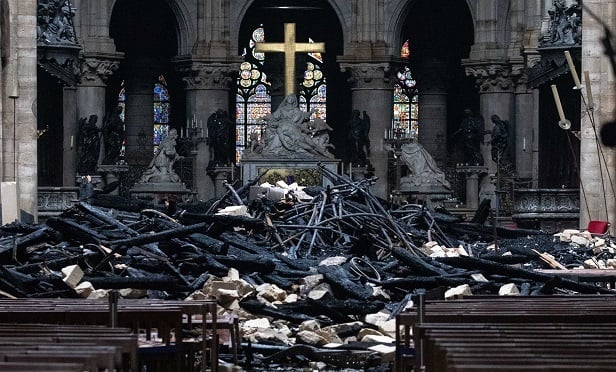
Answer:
[236,26,271,163]
[392,40,418,140]
[153,75,171,153]
[117,83,126,158]
[115,75,172,156]
[299,59,327,120]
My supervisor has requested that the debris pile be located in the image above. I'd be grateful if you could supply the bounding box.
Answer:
[0,166,614,370]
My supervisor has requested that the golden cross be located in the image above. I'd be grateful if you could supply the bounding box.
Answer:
[255,23,325,97]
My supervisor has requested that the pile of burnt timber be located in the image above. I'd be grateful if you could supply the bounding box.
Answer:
[0,165,614,370]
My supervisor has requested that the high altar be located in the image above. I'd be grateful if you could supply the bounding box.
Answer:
[241,24,340,187]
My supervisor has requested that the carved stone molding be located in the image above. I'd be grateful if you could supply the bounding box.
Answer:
[79,55,122,86]
[176,61,238,90]
[340,62,395,89]
[464,63,518,93]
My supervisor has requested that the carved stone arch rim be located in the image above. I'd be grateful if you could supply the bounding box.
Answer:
[232,0,348,49]
[389,0,476,55]
[107,0,194,56]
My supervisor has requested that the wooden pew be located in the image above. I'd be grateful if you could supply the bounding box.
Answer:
[0,298,220,372]
[395,296,616,372]
[0,323,137,371]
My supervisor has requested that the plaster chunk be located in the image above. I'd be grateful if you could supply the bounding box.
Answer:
[360,334,395,344]
[498,283,520,296]
[296,330,327,346]
[445,284,473,300]
[61,264,84,289]
[318,256,347,266]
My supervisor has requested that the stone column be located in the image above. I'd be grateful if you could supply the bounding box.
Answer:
[339,62,395,199]
[464,62,516,208]
[3,1,37,222]
[580,0,616,232]
[77,54,121,171]
[123,58,157,166]
[175,59,238,201]
[413,58,450,162]
[514,73,536,180]
[464,63,516,175]
[62,87,78,186]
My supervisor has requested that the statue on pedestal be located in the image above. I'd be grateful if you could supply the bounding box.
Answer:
[399,142,450,190]
[488,114,510,164]
[207,109,233,166]
[347,109,371,166]
[101,106,124,165]
[250,94,334,159]
[77,114,100,174]
[451,109,484,166]
[139,129,183,183]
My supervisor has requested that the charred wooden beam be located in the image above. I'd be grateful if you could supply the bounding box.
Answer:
[317,265,373,301]
[46,217,106,245]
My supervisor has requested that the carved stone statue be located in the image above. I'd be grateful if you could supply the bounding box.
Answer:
[250,94,334,159]
[451,109,484,165]
[545,0,582,46]
[77,115,100,174]
[37,0,77,45]
[399,142,450,190]
[101,106,124,165]
[139,129,183,183]
[207,109,233,166]
[347,109,371,166]
[489,114,509,164]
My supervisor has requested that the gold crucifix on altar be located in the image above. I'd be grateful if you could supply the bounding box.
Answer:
[255,23,325,97]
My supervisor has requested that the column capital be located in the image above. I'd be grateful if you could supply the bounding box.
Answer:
[78,52,123,87]
[462,61,523,93]
[339,61,402,90]
[174,59,240,90]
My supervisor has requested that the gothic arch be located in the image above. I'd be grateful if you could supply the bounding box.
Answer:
[231,0,349,53]
[108,0,194,56]
[389,0,476,55]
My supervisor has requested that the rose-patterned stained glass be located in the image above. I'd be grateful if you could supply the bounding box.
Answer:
[153,75,171,153]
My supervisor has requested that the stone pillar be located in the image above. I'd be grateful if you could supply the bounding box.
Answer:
[123,58,157,165]
[62,87,78,186]
[413,58,450,162]
[514,73,536,180]
[465,63,516,175]
[465,62,516,205]
[580,0,616,232]
[77,54,122,170]
[339,62,395,199]
[456,165,488,209]
[175,59,238,201]
[3,1,37,222]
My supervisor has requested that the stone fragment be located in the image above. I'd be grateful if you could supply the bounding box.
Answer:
[498,283,520,296]
[445,284,472,299]
[61,264,84,289]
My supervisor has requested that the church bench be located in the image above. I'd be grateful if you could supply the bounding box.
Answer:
[0,298,221,372]
[0,361,85,371]
[0,323,138,371]
[395,296,616,371]
[415,323,616,372]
